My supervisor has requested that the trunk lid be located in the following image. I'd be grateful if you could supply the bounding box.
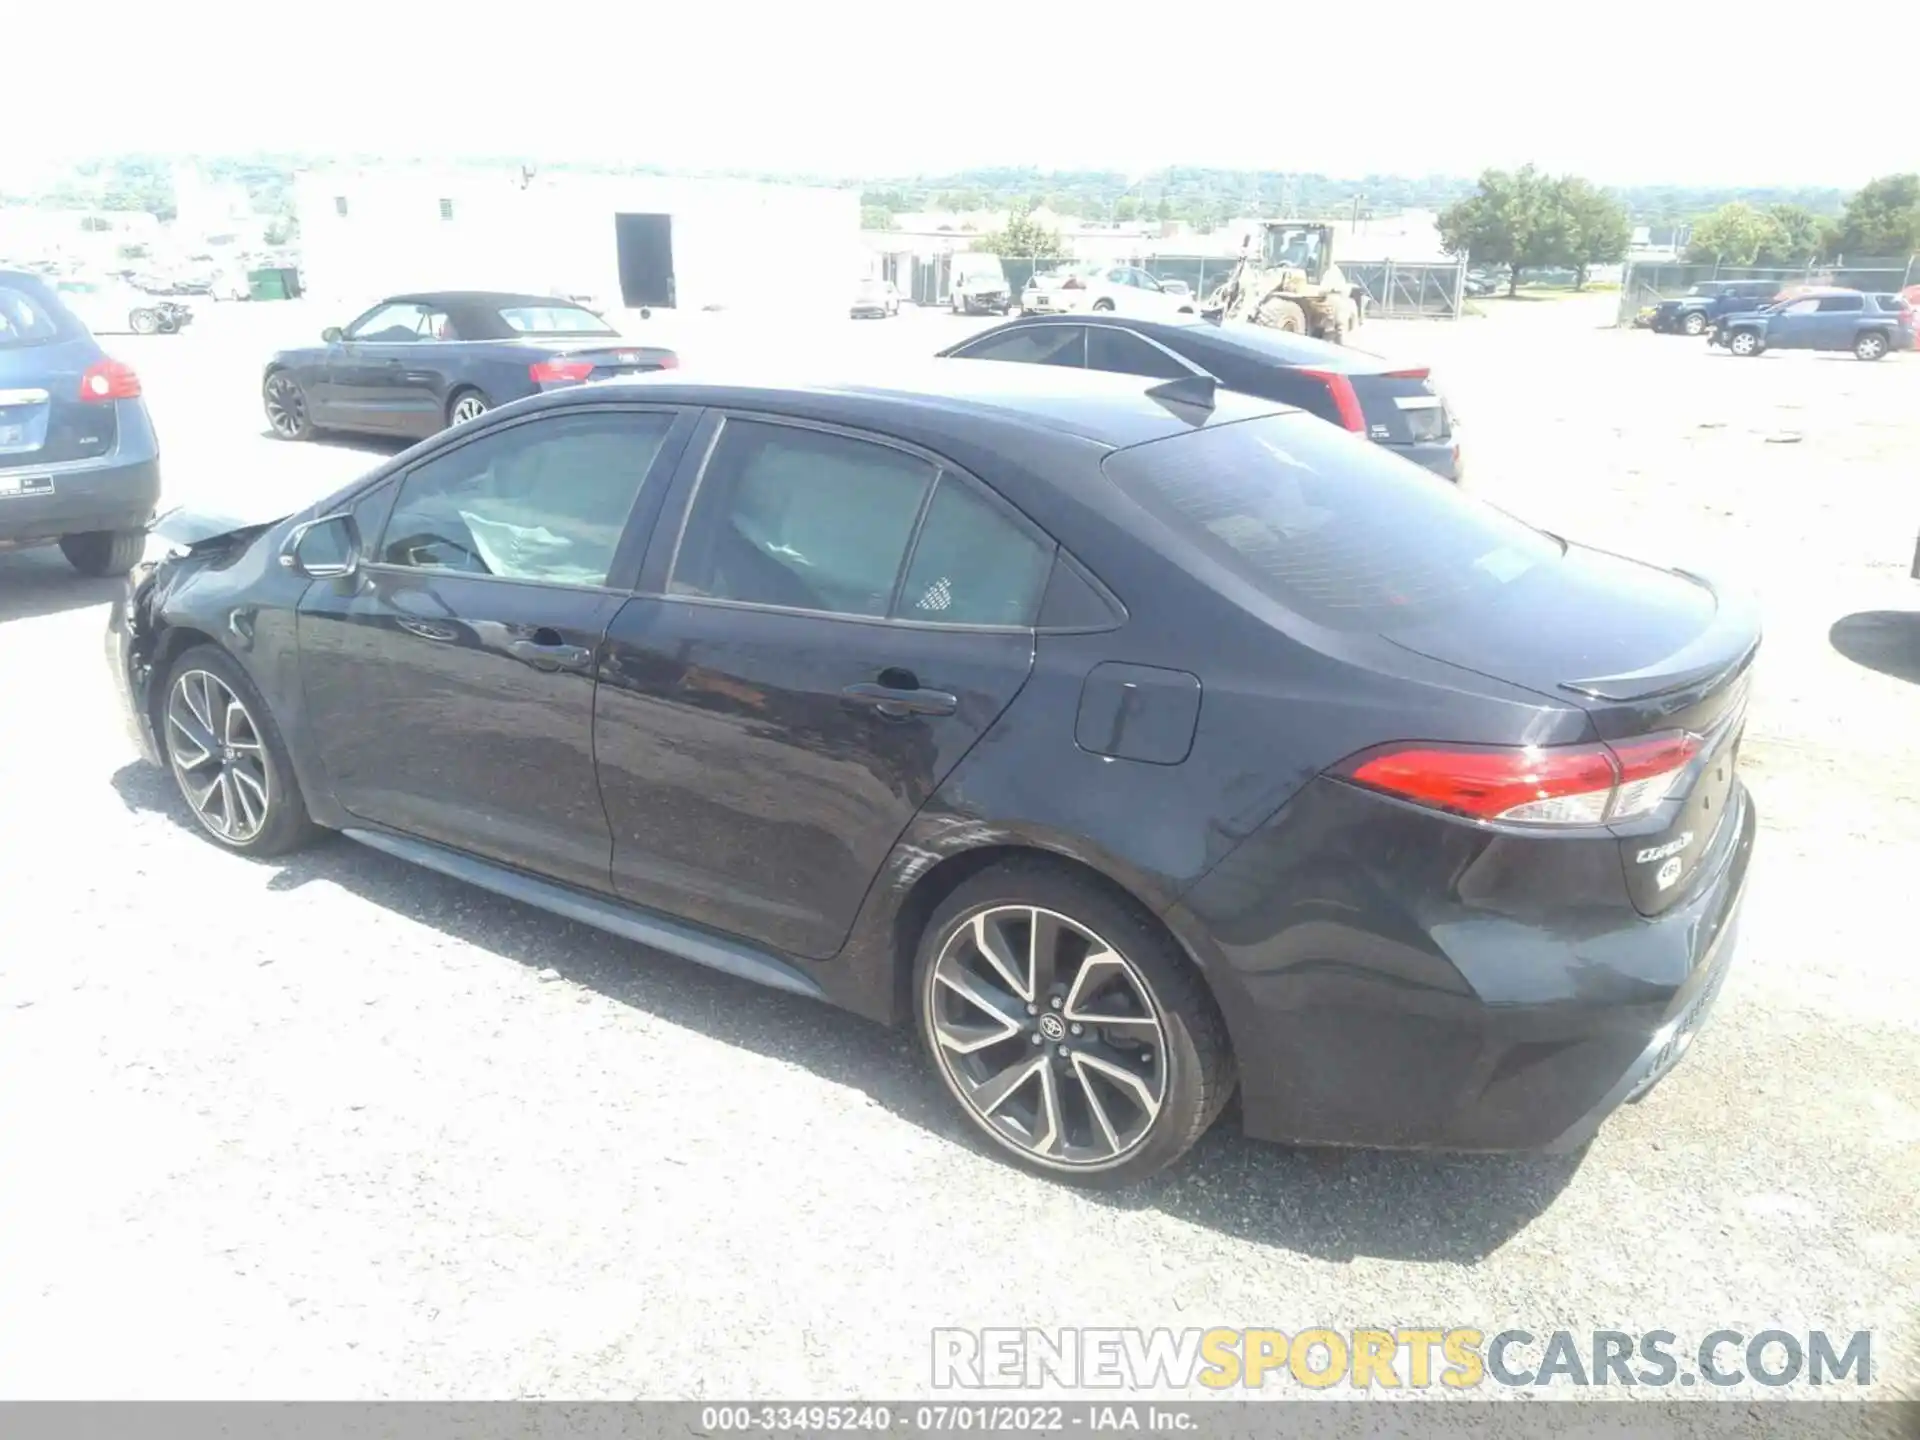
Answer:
[1349,370,1452,446]
[1383,545,1758,917]
[518,336,676,378]
[0,335,117,471]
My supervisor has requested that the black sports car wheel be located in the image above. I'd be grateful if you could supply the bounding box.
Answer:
[915,861,1234,1186]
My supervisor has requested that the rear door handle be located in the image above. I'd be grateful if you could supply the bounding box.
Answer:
[508,638,594,672]
[842,682,958,718]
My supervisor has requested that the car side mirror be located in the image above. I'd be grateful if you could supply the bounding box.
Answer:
[321,326,344,343]
[280,511,361,579]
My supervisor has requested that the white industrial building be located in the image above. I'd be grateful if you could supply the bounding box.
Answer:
[293,166,861,317]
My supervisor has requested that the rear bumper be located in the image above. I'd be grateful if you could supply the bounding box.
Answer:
[0,455,161,546]
[1170,775,1757,1153]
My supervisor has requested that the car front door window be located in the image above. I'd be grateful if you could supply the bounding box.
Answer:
[346,302,432,342]
[377,410,676,587]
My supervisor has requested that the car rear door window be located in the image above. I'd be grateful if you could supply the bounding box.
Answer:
[1816,295,1864,312]
[896,475,1054,627]
[950,326,1086,367]
[1085,327,1192,381]
[1103,414,1558,632]
[670,420,936,617]
[376,410,673,586]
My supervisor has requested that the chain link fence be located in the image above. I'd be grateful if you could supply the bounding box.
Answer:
[932,252,1469,318]
[1616,256,1919,326]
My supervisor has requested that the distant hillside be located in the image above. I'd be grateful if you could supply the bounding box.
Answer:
[1,154,1853,238]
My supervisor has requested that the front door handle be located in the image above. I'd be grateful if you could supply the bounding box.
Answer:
[842,681,958,718]
[508,638,594,672]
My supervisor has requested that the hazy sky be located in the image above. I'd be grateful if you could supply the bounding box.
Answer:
[7,0,1912,187]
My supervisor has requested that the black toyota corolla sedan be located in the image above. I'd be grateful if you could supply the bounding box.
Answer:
[260,291,678,443]
[107,364,1756,1184]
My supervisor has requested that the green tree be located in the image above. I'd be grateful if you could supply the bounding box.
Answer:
[973,206,1068,260]
[1438,165,1557,293]
[1759,203,1825,264]
[1112,196,1140,223]
[1832,173,1920,258]
[1554,177,1630,288]
[860,205,896,231]
[1686,202,1786,266]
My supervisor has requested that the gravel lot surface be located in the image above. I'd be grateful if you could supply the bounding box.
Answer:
[1,295,1915,1402]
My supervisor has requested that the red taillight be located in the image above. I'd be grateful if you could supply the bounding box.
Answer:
[1338,731,1701,827]
[655,352,679,369]
[530,358,595,384]
[1297,368,1365,432]
[78,358,141,402]
[1383,367,1430,380]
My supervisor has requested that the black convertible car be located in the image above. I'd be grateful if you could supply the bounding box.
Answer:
[261,291,677,442]
[111,364,1754,1184]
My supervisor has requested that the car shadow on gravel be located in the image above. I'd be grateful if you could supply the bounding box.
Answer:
[1830,610,1920,686]
[254,428,413,458]
[112,758,1580,1263]
[0,548,121,624]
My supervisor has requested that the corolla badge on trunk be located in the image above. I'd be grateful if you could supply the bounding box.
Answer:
[1637,832,1693,865]
[1656,857,1685,891]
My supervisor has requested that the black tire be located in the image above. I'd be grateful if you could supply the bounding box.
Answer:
[1855,331,1889,361]
[263,370,315,441]
[58,528,145,577]
[1681,310,1708,336]
[913,859,1235,1187]
[1091,298,1116,312]
[159,643,320,857]
[446,386,493,428]
[1728,328,1763,357]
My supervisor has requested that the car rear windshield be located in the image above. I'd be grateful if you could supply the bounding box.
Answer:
[0,283,70,348]
[1102,413,1557,632]
[497,304,617,335]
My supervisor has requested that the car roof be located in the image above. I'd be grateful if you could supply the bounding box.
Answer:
[533,358,1287,448]
[959,313,1397,375]
[382,291,595,310]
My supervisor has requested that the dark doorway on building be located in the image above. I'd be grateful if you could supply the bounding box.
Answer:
[615,213,675,307]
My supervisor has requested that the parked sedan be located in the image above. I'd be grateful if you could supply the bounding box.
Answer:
[851,278,902,318]
[109,363,1755,1184]
[1025,263,1198,319]
[938,313,1463,481]
[261,291,678,442]
[0,269,161,576]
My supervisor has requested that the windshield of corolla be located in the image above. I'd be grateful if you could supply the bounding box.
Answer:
[497,304,617,335]
[1103,415,1557,631]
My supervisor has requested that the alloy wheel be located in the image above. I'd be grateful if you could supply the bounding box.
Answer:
[264,375,307,437]
[164,669,271,844]
[926,905,1169,1169]
[450,393,489,424]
